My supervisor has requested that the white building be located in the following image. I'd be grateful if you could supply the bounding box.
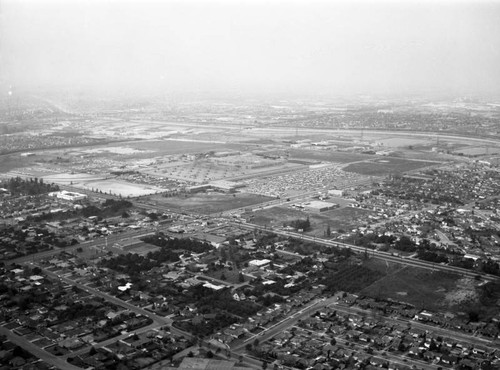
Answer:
[49,190,87,202]
[303,200,338,213]
[328,189,345,197]
[248,259,271,268]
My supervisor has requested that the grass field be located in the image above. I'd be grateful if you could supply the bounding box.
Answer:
[154,192,274,214]
[343,157,437,176]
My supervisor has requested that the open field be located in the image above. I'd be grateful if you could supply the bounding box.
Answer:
[306,207,377,236]
[81,146,150,155]
[126,243,161,255]
[153,192,274,215]
[0,154,37,173]
[80,179,166,197]
[453,146,500,156]
[204,267,247,284]
[343,157,438,176]
[290,149,373,163]
[41,172,105,184]
[128,139,240,155]
[359,266,465,311]
[373,136,431,147]
[250,205,376,235]
[389,149,456,161]
[250,206,308,228]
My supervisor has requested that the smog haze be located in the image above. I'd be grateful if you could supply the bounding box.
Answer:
[2,0,500,96]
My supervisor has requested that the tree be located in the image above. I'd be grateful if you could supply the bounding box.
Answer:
[326,224,332,237]
[238,272,245,283]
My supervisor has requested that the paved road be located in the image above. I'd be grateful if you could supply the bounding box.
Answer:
[43,268,173,328]
[62,322,163,360]
[329,302,499,350]
[233,297,333,351]
[7,228,155,265]
[0,325,81,370]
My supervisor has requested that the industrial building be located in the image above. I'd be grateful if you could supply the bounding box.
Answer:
[49,190,87,202]
[303,200,338,213]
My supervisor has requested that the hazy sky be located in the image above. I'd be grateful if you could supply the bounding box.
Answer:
[1,0,500,95]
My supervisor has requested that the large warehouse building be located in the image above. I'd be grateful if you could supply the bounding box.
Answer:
[303,200,338,213]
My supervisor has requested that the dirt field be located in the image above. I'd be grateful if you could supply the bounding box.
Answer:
[290,149,372,163]
[359,266,463,311]
[81,179,166,197]
[343,157,438,176]
[250,206,308,228]
[250,205,376,235]
[0,154,40,173]
[128,139,239,155]
[307,207,377,236]
[154,192,273,214]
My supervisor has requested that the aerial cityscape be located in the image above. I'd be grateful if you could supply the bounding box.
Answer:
[1,0,500,370]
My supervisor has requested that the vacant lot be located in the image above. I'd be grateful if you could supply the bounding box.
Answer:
[250,205,376,236]
[290,149,372,163]
[82,179,165,197]
[307,207,377,237]
[360,266,462,311]
[343,157,437,176]
[129,139,239,155]
[204,267,247,285]
[251,206,308,228]
[0,154,39,173]
[155,192,273,215]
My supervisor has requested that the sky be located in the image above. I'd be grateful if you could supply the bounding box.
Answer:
[1,0,500,96]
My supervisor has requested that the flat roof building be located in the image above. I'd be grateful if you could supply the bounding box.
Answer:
[303,200,338,213]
